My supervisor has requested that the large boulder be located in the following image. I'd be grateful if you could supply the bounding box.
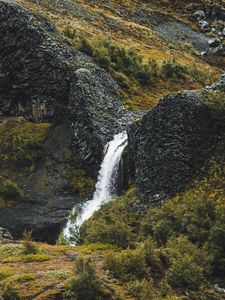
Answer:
[128,91,214,204]
[0,227,13,241]
[0,0,76,120]
[71,67,135,168]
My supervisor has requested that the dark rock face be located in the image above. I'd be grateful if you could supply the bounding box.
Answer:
[0,0,76,121]
[0,0,137,241]
[128,91,213,204]
[70,67,135,169]
[0,195,76,243]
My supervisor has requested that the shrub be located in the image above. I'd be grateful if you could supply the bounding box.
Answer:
[63,26,76,39]
[141,192,216,246]
[166,255,203,290]
[188,64,209,85]
[0,178,24,201]
[1,285,21,300]
[104,249,149,282]
[114,72,130,89]
[78,38,159,86]
[80,191,142,248]
[64,169,95,197]
[64,257,104,300]
[127,279,158,300]
[164,236,212,290]
[142,237,162,276]
[161,58,188,81]
[205,91,225,123]
[22,242,38,255]
[79,38,94,56]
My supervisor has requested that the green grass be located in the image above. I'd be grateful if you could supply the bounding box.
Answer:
[3,254,51,263]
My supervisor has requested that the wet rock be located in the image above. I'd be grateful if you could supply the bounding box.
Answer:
[193,10,206,20]
[128,91,214,204]
[70,66,138,170]
[213,44,225,55]
[208,38,221,47]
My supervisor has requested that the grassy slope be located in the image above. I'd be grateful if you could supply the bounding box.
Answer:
[17,0,221,111]
[0,242,136,300]
[1,1,225,299]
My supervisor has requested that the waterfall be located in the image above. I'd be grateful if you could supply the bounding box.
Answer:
[64,131,128,241]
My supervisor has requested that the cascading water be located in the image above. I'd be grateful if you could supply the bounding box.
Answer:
[64,131,128,242]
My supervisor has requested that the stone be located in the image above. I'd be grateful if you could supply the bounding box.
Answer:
[193,10,206,20]
[208,38,221,47]
[128,91,214,204]
[0,0,77,121]
[70,66,139,170]
[199,20,210,31]
[0,227,13,241]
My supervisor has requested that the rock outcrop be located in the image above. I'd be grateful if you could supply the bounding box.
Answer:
[128,91,214,204]
[71,67,135,168]
[0,0,137,241]
[0,227,13,241]
[0,0,79,121]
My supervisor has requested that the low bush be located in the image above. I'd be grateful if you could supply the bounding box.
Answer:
[161,58,188,82]
[1,285,21,300]
[64,257,104,300]
[127,279,158,300]
[0,178,24,201]
[63,26,76,39]
[80,190,142,248]
[104,249,149,282]
[205,91,225,123]
[164,236,212,290]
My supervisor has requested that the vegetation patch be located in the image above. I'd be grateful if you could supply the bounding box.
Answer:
[63,169,95,196]
[0,118,51,170]
[3,254,51,263]
[0,177,24,202]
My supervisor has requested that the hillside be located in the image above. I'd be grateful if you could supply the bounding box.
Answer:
[0,0,225,299]
[16,0,222,110]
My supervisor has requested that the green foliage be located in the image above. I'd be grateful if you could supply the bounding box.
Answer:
[56,233,70,246]
[161,58,188,82]
[141,191,216,246]
[164,236,212,290]
[104,249,149,282]
[64,169,95,197]
[142,237,162,276]
[127,279,158,300]
[21,230,33,241]
[113,72,130,89]
[63,26,77,39]
[64,257,104,300]
[205,91,225,123]
[0,177,24,201]
[80,189,142,248]
[0,119,50,170]
[188,64,210,85]
[1,285,21,300]
[22,242,38,255]
[78,38,158,86]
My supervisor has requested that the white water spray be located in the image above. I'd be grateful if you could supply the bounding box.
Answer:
[64,131,128,241]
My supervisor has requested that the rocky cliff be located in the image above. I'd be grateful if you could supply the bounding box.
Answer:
[0,0,136,241]
[128,91,215,204]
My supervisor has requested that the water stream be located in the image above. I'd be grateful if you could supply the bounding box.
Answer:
[64,131,128,242]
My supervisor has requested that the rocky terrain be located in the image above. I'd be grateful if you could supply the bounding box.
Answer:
[0,0,225,299]
[0,0,137,241]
